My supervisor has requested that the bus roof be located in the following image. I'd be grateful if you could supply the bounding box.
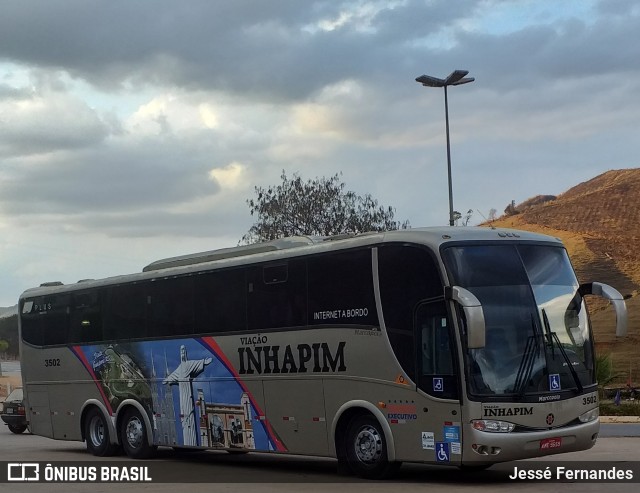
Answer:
[20,227,561,299]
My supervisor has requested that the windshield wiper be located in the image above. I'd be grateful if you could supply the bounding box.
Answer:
[542,309,583,394]
[513,315,540,397]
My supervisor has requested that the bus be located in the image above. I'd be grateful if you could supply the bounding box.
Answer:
[18,227,627,479]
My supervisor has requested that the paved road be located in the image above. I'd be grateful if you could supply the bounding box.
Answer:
[1,424,640,493]
[600,424,640,437]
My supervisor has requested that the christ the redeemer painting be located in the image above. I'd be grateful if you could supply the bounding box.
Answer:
[163,345,212,446]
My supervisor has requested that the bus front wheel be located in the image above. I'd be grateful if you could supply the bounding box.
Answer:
[84,407,119,456]
[344,414,400,479]
[119,408,156,459]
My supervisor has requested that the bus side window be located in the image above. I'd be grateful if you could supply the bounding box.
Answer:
[378,244,444,382]
[42,294,71,346]
[21,298,44,346]
[194,268,247,333]
[308,249,377,327]
[416,301,458,399]
[149,276,194,337]
[421,315,453,375]
[247,260,307,330]
[21,295,70,346]
[103,284,148,341]
[70,290,103,343]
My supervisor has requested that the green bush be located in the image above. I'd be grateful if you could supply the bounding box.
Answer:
[600,400,640,416]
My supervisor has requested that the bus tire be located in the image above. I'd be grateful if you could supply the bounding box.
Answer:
[84,407,119,456]
[344,414,400,479]
[120,407,156,459]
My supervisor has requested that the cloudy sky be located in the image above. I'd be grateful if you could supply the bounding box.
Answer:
[1,0,639,305]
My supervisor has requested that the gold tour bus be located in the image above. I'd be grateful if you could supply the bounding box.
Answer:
[18,227,627,479]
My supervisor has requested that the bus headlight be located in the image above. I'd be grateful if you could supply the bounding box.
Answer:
[578,408,599,423]
[472,419,515,433]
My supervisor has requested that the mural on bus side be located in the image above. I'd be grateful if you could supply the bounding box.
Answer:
[71,337,284,451]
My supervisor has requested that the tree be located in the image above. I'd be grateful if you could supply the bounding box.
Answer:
[242,171,410,243]
[0,315,18,359]
[0,339,8,376]
[504,200,519,216]
[453,209,474,227]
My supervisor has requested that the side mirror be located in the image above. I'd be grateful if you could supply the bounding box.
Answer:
[579,282,628,337]
[445,286,486,349]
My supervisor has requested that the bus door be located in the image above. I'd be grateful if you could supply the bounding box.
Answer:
[414,300,461,464]
[26,388,54,438]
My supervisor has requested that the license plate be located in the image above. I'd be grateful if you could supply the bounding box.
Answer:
[540,437,562,450]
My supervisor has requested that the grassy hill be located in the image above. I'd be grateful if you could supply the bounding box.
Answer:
[488,169,640,385]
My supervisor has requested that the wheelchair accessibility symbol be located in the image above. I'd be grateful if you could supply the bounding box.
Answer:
[435,442,450,462]
[549,374,561,391]
[433,377,444,392]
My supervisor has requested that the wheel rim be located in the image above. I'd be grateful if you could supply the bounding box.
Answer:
[354,424,383,464]
[125,415,144,449]
[89,415,106,447]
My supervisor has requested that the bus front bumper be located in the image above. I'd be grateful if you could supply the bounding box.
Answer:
[463,419,599,464]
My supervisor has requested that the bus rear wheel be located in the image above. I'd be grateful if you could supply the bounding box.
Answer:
[84,407,119,456]
[344,414,400,479]
[119,407,156,459]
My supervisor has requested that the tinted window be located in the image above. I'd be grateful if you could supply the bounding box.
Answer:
[443,245,529,287]
[378,245,443,380]
[20,298,44,346]
[149,276,195,337]
[416,301,458,399]
[378,245,443,330]
[248,260,307,330]
[308,249,377,326]
[21,294,71,346]
[194,268,246,333]
[70,290,103,343]
[103,283,148,340]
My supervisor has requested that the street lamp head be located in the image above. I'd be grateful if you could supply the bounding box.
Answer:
[415,74,445,87]
[444,70,469,85]
[452,76,475,86]
[416,70,474,87]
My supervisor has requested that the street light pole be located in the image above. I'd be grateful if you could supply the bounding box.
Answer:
[444,84,454,227]
[416,70,474,226]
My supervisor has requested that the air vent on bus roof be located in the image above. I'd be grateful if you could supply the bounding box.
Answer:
[142,236,318,272]
[40,281,64,287]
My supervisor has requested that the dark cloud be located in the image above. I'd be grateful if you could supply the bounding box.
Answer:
[0,0,639,235]
[0,83,33,99]
[0,0,637,105]
[0,81,112,155]
[70,206,251,239]
[0,141,219,215]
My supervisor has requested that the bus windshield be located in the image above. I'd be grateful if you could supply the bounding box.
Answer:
[443,244,594,399]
